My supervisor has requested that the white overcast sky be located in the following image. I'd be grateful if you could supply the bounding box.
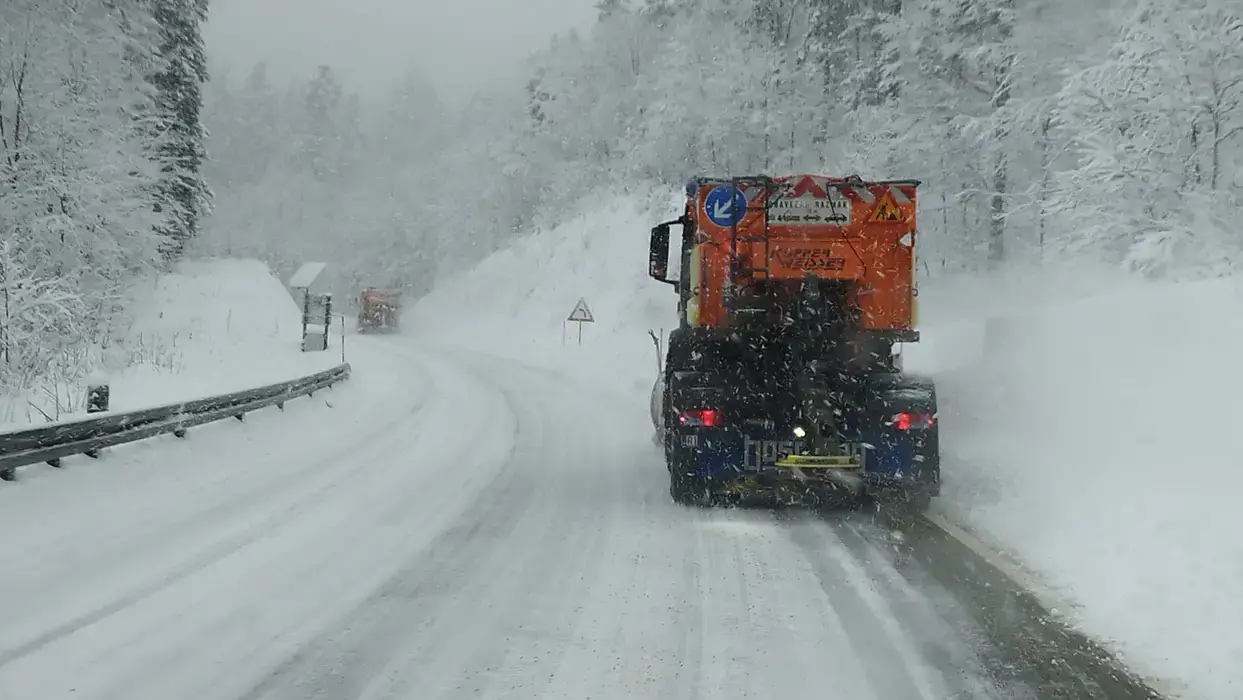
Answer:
[204,0,598,103]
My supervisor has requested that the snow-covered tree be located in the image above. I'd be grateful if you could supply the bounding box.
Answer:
[199,0,1243,306]
[1050,0,1243,276]
[0,0,167,414]
[149,0,213,262]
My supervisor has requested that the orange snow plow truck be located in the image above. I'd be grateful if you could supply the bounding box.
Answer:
[648,174,938,511]
[358,287,402,333]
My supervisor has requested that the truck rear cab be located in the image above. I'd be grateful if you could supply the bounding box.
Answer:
[649,175,939,508]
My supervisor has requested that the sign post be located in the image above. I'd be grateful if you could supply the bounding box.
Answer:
[301,292,332,352]
[566,297,594,346]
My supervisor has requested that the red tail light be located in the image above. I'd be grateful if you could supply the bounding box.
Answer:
[892,412,934,430]
[679,408,721,427]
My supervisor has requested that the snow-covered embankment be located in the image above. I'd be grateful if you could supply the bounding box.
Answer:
[2,259,340,429]
[409,187,681,399]
[909,270,1243,700]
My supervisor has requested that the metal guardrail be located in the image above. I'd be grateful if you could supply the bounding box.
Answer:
[0,363,352,482]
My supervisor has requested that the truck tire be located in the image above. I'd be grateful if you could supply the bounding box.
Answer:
[663,331,727,508]
[669,468,691,504]
[664,412,714,507]
[669,467,711,507]
[912,421,941,497]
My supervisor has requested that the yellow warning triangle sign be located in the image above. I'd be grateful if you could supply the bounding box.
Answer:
[871,192,902,222]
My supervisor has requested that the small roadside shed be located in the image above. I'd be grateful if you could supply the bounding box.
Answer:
[288,262,328,295]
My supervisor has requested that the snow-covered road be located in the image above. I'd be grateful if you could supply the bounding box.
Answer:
[0,337,1145,700]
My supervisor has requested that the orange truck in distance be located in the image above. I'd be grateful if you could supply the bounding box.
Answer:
[648,174,938,511]
[357,287,402,333]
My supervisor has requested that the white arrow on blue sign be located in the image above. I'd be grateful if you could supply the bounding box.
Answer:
[703,185,748,227]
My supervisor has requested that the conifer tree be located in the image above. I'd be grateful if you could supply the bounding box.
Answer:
[149,0,213,262]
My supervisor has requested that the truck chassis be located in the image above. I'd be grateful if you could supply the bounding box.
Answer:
[658,317,940,513]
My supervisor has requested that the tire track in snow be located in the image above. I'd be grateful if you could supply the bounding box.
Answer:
[236,369,538,700]
[780,510,946,700]
[247,347,661,700]
[683,507,887,700]
[0,347,433,657]
[403,356,630,700]
[835,516,1036,700]
[241,345,714,700]
[655,522,706,700]
[95,350,518,700]
[0,363,439,671]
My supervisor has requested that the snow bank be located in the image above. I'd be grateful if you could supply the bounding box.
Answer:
[1,259,342,429]
[908,268,1243,700]
[109,258,344,408]
[409,187,682,400]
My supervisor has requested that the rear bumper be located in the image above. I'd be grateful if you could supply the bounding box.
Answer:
[673,427,937,494]
[691,468,937,494]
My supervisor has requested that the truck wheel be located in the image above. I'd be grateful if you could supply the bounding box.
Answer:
[669,469,691,504]
[667,441,693,504]
[660,368,716,472]
[667,444,712,507]
[670,471,712,507]
[913,423,941,497]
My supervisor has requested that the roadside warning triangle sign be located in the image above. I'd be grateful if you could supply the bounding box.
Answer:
[568,297,594,322]
[871,192,902,222]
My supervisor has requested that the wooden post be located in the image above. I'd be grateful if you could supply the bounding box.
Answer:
[323,294,333,350]
[301,290,311,352]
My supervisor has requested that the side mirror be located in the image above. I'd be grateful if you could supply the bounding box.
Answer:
[649,222,679,287]
[649,223,670,280]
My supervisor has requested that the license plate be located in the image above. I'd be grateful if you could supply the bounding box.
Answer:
[742,436,867,471]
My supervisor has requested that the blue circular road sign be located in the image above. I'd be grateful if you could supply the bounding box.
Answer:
[703,185,747,227]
